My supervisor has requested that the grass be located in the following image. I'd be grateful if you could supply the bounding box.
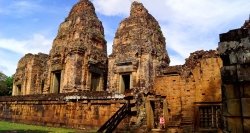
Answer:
[0,121,80,133]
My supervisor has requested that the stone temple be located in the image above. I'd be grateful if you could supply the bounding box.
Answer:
[0,0,249,132]
[108,2,170,93]
[46,0,108,93]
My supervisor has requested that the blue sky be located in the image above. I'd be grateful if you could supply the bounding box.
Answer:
[0,0,249,76]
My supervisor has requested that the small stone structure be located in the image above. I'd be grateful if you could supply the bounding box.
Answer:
[6,0,249,132]
[218,19,250,132]
[12,53,49,95]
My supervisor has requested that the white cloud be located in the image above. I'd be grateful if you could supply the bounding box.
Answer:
[169,55,185,66]
[0,58,16,76]
[0,48,18,76]
[93,0,130,16]
[0,0,42,17]
[0,33,52,75]
[92,0,250,66]
[107,41,113,56]
[0,34,52,55]
[0,65,8,74]
[161,0,249,30]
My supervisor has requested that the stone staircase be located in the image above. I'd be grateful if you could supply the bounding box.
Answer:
[97,93,140,133]
[97,103,130,133]
[114,95,148,133]
[98,87,166,133]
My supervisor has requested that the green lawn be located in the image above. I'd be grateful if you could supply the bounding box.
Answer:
[0,121,82,133]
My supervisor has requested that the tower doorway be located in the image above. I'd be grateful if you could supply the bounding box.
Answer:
[16,85,22,95]
[52,71,61,93]
[41,80,45,94]
[91,73,101,91]
[120,73,131,93]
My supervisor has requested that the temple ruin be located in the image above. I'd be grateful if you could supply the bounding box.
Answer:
[218,18,250,132]
[0,0,249,132]
[12,53,49,95]
[154,50,222,132]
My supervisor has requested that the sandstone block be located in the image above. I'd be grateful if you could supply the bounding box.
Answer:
[244,118,250,132]
[237,65,250,81]
[226,99,241,116]
[241,98,250,117]
[226,117,243,133]
[221,66,237,83]
[223,84,240,99]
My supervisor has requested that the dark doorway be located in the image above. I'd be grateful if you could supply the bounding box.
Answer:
[150,101,157,128]
[16,85,21,95]
[52,71,61,93]
[41,80,45,93]
[91,73,101,91]
[150,101,164,129]
[120,74,131,93]
[122,74,130,90]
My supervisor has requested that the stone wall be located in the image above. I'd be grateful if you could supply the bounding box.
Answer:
[218,19,250,132]
[13,53,49,96]
[0,92,125,130]
[153,50,222,132]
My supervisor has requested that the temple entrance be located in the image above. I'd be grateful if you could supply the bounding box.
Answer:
[120,73,131,93]
[148,100,164,129]
[52,71,61,93]
[91,73,101,91]
[41,80,45,93]
[16,85,21,95]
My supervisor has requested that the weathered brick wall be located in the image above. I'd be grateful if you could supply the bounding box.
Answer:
[153,51,222,132]
[0,92,125,130]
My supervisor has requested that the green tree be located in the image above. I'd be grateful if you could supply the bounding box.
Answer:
[0,72,13,96]
[0,72,7,96]
[5,75,13,95]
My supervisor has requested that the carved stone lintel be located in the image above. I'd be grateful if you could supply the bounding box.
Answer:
[51,64,63,72]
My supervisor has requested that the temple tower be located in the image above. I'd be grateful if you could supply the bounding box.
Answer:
[45,0,107,93]
[108,2,170,93]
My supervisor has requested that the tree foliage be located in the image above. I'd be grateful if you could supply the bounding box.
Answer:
[0,72,13,96]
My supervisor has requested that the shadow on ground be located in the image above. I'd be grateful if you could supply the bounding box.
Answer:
[0,130,50,133]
